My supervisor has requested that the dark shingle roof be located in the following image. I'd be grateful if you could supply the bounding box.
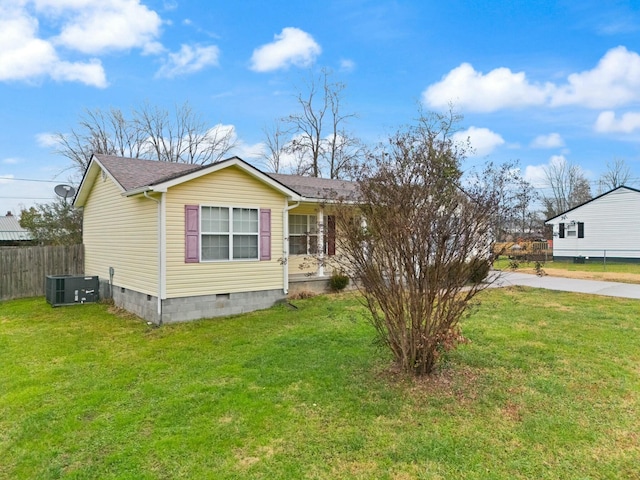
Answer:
[93,154,357,200]
[268,173,357,200]
[95,154,202,191]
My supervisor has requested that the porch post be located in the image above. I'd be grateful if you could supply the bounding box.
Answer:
[317,207,324,277]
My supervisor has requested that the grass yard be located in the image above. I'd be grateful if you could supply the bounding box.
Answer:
[494,257,640,284]
[1,289,639,479]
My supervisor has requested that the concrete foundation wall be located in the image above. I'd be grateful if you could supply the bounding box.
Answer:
[100,279,286,324]
[288,275,357,296]
[552,256,640,264]
[100,279,161,322]
[288,276,332,295]
[160,289,286,324]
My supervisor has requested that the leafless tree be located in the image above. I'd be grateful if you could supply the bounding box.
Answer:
[54,101,236,176]
[134,101,235,165]
[598,158,632,193]
[331,111,508,376]
[261,122,288,173]
[542,158,591,218]
[264,69,361,178]
[53,107,146,173]
[513,178,540,238]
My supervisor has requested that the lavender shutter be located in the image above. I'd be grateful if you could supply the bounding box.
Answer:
[185,205,199,263]
[260,209,271,261]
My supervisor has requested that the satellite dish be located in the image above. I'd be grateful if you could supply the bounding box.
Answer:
[54,184,76,200]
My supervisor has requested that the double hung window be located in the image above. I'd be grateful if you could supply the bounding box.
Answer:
[558,221,584,239]
[289,214,319,255]
[201,207,259,260]
[289,214,336,255]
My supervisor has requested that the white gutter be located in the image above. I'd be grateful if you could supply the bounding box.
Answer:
[144,191,165,324]
[282,200,300,294]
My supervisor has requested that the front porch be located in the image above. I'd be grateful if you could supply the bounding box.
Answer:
[288,273,333,296]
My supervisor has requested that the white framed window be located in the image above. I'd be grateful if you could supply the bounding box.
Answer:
[289,214,318,255]
[201,206,259,261]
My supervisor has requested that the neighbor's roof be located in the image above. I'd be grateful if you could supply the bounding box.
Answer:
[75,154,357,206]
[545,185,640,223]
[0,215,32,241]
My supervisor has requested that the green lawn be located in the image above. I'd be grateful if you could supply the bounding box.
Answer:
[495,257,640,272]
[494,257,640,282]
[1,290,639,479]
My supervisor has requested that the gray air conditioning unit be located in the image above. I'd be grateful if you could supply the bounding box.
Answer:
[46,275,99,307]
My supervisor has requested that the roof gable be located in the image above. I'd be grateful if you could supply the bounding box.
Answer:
[74,154,357,207]
[147,157,301,199]
[545,185,640,223]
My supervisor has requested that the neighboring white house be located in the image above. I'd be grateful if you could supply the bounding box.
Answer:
[545,186,640,262]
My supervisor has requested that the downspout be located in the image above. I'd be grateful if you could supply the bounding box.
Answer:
[144,191,164,324]
[282,200,300,294]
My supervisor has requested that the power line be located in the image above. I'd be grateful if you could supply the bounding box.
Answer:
[0,196,55,200]
[0,177,62,183]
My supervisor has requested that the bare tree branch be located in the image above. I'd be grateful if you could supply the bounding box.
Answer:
[598,158,632,193]
[265,69,362,179]
[329,110,506,376]
[542,158,591,218]
[54,101,236,176]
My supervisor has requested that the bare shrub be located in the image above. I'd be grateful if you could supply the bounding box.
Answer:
[332,111,512,376]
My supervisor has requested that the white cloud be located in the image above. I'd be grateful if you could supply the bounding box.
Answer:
[207,125,264,161]
[156,44,219,78]
[250,27,321,72]
[452,126,505,157]
[52,58,106,85]
[524,155,584,189]
[531,133,564,149]
[2,158,20,165]
[0,5,112,88]
[339,59,355,72]
[230,141,265,160]
[594,110,640,133]
[0,3,109,87]
[40,0,163,55]
[36,132,59,148]
[423,46,640,113]
[423,63,551,112]
[551,46,640,109]
[523,164,548,188]
[0,0,166,87]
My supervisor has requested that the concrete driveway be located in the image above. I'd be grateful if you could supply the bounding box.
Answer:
[489,271,640,300]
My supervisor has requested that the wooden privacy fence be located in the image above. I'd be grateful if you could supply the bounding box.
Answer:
[0,245,84,301]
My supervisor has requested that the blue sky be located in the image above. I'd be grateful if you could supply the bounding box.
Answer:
[2,0,640,215]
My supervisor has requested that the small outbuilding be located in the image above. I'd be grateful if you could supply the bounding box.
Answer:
[0,212,32,246]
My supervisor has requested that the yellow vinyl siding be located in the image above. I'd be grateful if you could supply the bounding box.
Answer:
[164,166,286,298]
[82,172,158,295]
